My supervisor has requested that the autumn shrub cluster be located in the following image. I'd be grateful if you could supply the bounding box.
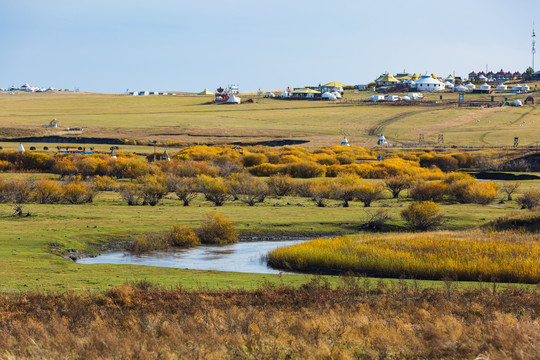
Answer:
[0,177,94,204]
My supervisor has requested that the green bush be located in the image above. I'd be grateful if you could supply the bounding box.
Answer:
[197,212,238,245]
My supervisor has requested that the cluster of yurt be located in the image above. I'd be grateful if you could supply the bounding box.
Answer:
[413,74,445,91]
[512,84,530,92]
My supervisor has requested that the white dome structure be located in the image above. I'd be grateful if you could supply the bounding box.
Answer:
[465,83,476,90]
[226,95,241,104]
[445,75,455,83]
[402,96,411,101]
[478,75,488,82]
[17,144,25,152]
[331,91,342,98]
[496,84,507,91]
[455,85,468,92]
[321,92,337,100]
[414,74,445,91]
[377,134,387,145]
[512,84,522,91]
[521,84,530,92]
[445,82,454,89]
[280,91,290,98]
[340,137,350,146]
[479,83,491,90]
[513,100,523,106]
[267,92,275,98]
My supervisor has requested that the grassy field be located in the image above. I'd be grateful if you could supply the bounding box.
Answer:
[0,89,539,150]
[0,170,537,292]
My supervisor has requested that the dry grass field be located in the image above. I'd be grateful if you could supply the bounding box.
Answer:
[0,89,538,151]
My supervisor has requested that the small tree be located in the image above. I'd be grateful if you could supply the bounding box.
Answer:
[8,177,35,204]
[196,211,237,244]
[361,208,391,231]
[501,183,520,201]
[173,177,199,206]
[384,175,412,199]
[329,175,361,207]
[138,175,169,206]
[462,182,498,205]
[516,190,540,209]
[401,201,444,231]
[196,175,231,206]
[309,181,331,207]
[266,174,294,198]
[34,178,62,204]
[118,183,142,206]
[356,181,385,207]
[409,181,447,202]
[229,173,269,206]
[62,181,94,204]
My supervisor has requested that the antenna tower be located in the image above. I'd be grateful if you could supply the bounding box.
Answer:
[533,22,536,70]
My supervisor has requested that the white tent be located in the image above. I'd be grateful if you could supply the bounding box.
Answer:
[512,84,522,91]
[455,85,468,92]
[331,91,342,98]
[17,144,25,152]
[340,137,350,146]
[496,84,507,91]
[414,74,445,91]
[267,92,275,98]
[387,95,400,101]
[513,100,523,106]
[280,91,290,98]
[521,84,530,92]
[408,92,423,99]
[377,135,387,145]
[445,75,455,83]
[321,92,337,100]
[479,83,491,90]
[478,75,488,82]
[465,83,476,90]
[445,82,454,89]
[402,96,411,101]
[226,95,241,104]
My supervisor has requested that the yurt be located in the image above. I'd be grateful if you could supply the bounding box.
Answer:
[377,135,387,145]
[513,100,523,106]
[455,85,468,92]
[479,83,491,90]
[198,89,214,95]
[521,84,530,92]
[340,137,350,146]
[331,91,342,98]
[496,84,507,91]
[478,75,488,82]
[280,90,290,98]
[321,92,337,100]
[414,74,445,91]
[17,144,25,152]
[402,96,411,101]
[267,92,275,98]
[226,95,241,104]
[465,83,476,90]
[445,75,455,83]
[445,82,454,89]
[512,84,522,91]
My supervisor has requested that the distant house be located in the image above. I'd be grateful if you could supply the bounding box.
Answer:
[290,88,321,99]
[375,73,399,86]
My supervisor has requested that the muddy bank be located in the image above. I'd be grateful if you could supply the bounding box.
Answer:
[473,171,540,181]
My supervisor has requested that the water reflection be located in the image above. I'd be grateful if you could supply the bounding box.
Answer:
[78,239,308,274]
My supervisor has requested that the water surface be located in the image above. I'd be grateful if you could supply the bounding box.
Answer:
[77,239,307,274]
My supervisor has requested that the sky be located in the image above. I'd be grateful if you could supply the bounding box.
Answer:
[1,0,538,93]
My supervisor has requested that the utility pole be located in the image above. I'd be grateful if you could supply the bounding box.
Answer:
[533,22,536,70]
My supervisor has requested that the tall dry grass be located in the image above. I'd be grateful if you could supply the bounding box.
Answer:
[0,280,538,359]
[268,230,540,283]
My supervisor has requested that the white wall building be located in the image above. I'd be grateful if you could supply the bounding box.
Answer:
[414,74,445,91]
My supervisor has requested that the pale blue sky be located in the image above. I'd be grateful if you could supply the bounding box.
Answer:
[1,0,537,93]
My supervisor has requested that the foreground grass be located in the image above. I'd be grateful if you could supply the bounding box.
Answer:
[268,230,540,283]
[0,280,539,359]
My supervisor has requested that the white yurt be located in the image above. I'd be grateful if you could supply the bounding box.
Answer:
[513,100,523,106]
[267,92,275,98]
[496,84,507,91]
[455,85,468,92]
[402,96,411,101]
[512,84,522,91]
[414,74,445,91]
[445,82,454,89]
[479,83,491,90]
[478,75,488,82]
[331,91,342,98]
[17,144,25,152]
[340,137,350,146]
[280,91,290,98]
[521,84,530,92]
[465,83,476,90]
[321,92,337,100]
[226,95,241,104]
[377,134,387,145]
[445,75,455,83]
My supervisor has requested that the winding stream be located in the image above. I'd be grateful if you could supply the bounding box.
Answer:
[77,239,308,274]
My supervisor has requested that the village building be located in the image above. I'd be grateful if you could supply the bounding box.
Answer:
[414,74,445,91]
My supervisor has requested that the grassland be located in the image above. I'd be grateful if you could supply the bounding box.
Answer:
[0,89,539,150]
